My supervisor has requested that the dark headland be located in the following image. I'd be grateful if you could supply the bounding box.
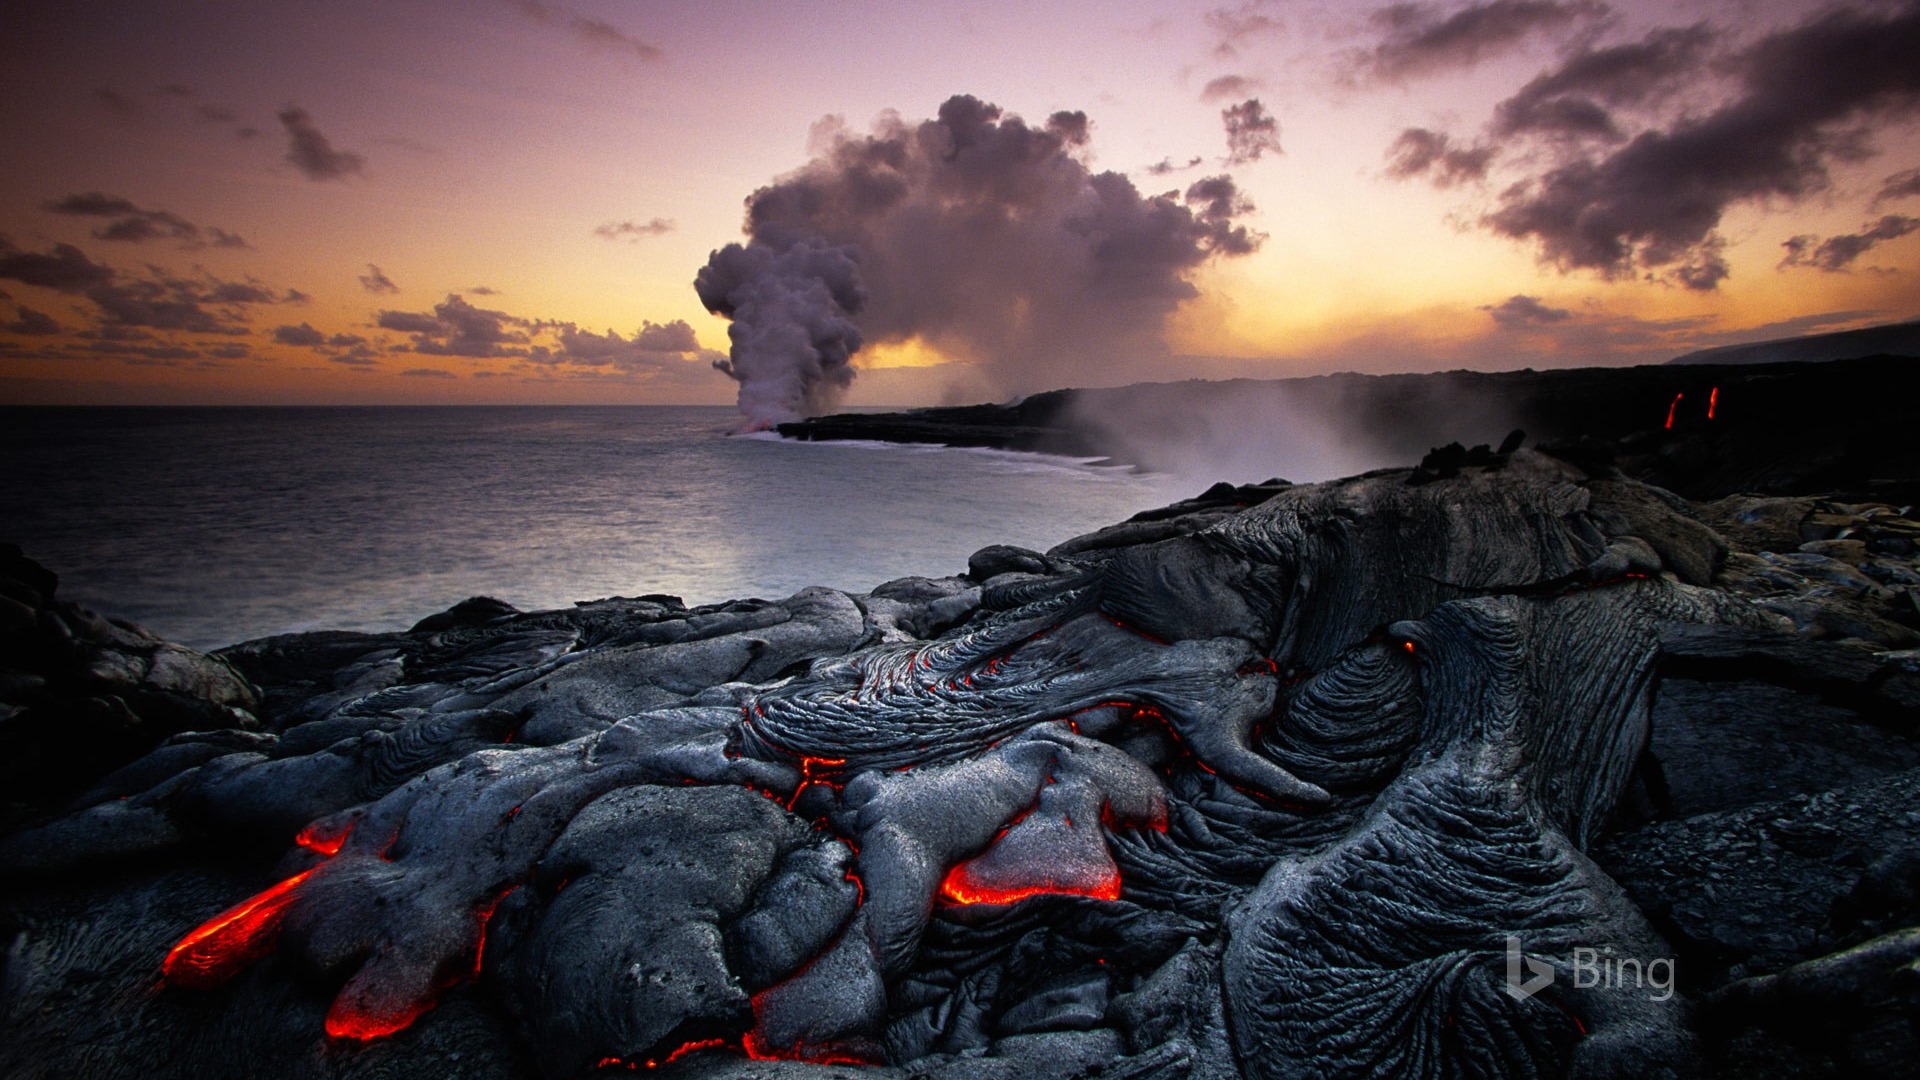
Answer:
[4,347,1920,1080]
[781,351,1920,502]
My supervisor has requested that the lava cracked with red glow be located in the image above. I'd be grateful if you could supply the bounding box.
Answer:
[161,866,317,989]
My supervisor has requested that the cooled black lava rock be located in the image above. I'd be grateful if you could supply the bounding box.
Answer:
[5,447,1920,1080]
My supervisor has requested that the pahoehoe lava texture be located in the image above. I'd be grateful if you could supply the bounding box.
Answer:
[5,447,1920,1079]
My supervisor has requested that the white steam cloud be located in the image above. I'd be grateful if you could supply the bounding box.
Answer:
[695,94,1262,425]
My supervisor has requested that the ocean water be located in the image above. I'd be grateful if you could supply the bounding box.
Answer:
[1,406,1190,650]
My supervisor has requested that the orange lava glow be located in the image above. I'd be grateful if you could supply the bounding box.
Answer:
[665,1038,729,1063]
[1402,640,1416,655]
[160,867,317,989]
[1707,385,1719,420]
[1664,392,1683,430]
[324,995,436,1042]
[471,885,519,978]
[938,860,1121,906]
[295,818,353,856]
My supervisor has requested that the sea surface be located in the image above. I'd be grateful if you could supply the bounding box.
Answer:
[1,406,1192,650]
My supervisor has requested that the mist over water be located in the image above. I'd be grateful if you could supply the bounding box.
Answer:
[1,406,1188,651]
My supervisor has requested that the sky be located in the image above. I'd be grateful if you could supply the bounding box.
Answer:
[0,0,1916,409]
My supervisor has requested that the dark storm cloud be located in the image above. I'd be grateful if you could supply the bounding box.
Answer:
[4,307,61,335]
[1362,0,1604,81]
[1780,215,1920,271]
[1201,75,1263,102]
[1875,167,1920,206]
[1481,293,1573,327]
[697,94,1264,423]
[272,322,327,346]
[359,265,400,294]
[1221,99,1282,165]
[0,240,118,292]
[44,192,250,249]
[1206,3,1283,58]
[377,295,530,357]
[278,107,366,181]
[594,218,675,241]
[507,0,662,61]
[1490,25,1712,141]
[1384,128,1494,186]
[1481,3,1920,287]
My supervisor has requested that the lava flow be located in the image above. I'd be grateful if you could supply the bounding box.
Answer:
[939,860,1121,905]
[161,866,318,989]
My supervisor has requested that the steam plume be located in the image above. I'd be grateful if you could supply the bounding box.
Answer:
[695,94,1261,425]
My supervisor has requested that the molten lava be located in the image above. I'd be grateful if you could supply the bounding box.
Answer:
[939,861,1121,905]
[161,867,317,989]
[1664,392,1683,430]
[1707,385,1719,420]
[295,817,353,856]
[324,995,438,1042]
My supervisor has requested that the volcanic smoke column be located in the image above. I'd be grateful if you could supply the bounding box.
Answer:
[695,94,1266,427]
[695,231,867,427]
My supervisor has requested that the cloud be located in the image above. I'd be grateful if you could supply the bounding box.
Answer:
[272,322,327,346]
[696,93,1265,422]
[1205,3,1284,58]
[1875,166,1920,207]
[594,218,675,241]
[507,0,662,61]
[0,238,291,334]
[400,367,457,379]
[4,307,61,335]
[0,239,117,292]
[377,294,530,357]
[468,285,499,295]
[43,192,250,249]
[1480,3,1920,288]
[525,318,720,378]
[1481,293,1573,327]
[359,264,400,294]
[1201,75,1263,102]
[1361,0,1604,81]
[278,107,365,181]
[84,272,282,334]
[1384,127,1493,185]
[1146,156,1206,176]
[1221,98,1282,165]
[1780,214,1920,271]
[1489,25,1712,141]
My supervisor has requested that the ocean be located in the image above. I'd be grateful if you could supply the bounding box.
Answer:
[1,406,1191,651]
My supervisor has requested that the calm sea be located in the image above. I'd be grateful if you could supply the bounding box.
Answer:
[1,406,1190,650]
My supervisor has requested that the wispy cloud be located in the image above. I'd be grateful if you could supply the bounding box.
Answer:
[594,217,675,241]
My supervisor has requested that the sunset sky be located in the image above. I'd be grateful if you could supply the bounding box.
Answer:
[1,0,1916,407]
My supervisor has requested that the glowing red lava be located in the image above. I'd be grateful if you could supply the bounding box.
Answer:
[1664,392,1683,430]
[1707,385,1719,420]
[324,995,437,1042]
[938,859,1121,905]
[161,867,317,989]
[295,818,354,857]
